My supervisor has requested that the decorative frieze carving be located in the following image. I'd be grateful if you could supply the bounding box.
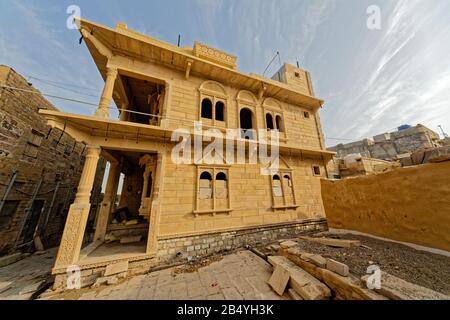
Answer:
[193,42,237,70]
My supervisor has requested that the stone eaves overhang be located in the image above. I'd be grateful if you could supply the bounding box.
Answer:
[77,18,325,111]
[39,109,335,160]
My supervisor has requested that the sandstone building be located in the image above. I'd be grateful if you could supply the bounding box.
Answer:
[39,19,334,286]
[328,124,441,160]
[0,66,105,257]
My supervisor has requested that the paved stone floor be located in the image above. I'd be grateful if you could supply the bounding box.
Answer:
[45,251,289,300]
[0,249,57,300]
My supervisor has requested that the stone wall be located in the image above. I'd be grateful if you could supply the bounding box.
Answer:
[321,161,450,252]
[158,147,328,238]
[0,66,105,255]
[157,218,327,262]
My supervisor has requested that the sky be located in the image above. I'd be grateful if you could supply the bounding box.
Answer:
[1,0,449,147]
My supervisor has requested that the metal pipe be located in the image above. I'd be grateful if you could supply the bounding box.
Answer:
[0,170,18,213]
[13,177,43,248]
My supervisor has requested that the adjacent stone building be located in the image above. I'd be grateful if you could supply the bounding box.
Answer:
[329,124,441,160]
[39,19,334,287]
[0,65,105,256]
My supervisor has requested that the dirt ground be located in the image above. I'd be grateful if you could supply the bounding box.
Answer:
[261,232,450,295]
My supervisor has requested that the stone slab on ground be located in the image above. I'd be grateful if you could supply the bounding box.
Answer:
[280,241,298,249]
[288,288,303,300]
[361,272,450,300]
[268,266,290,296]
[309,255,327,268]
[43,251,289,301]
[0,253,23,268]
[285,248,387,300]
[0,281,13,294]
[326,259,349,277]
[104,261,129,277]
[299,236,361,248]
[19,280,45,295]
[268,255,330,300]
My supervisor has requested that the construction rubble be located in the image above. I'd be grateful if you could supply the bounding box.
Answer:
[264,237,450,300]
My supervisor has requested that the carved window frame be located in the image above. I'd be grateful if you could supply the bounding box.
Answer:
[194,165,232,216]
[198,82,229,129]
[270,169,298,211]
[262,98,288,142]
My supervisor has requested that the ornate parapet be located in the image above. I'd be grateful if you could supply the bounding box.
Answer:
[193,42,237,70]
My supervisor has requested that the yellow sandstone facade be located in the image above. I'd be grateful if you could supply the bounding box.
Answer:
[40,19,334,286]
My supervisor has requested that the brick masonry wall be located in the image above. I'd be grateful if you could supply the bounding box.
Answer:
[157,219,328,262]
[0,66,105,255]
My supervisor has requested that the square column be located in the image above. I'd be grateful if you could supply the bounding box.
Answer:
[93,161,120,241]
[54,146,101,268]
[146,151,166,255]
[94,67,118,118]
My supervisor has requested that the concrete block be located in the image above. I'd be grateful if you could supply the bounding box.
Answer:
[326,259,349,277]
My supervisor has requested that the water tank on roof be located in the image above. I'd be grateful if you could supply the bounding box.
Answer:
[398,124,412,131]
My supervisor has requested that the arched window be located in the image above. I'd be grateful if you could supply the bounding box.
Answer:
[199,171,212,199]
[272,175,283,197]
[215,101,225,121]
[276,115,284,132]
[215,172,228,199]
[240,108,254,139]
[283,175,292,187]
[266,113,274,130]
[216,172,227,181]
[201,98,213,119]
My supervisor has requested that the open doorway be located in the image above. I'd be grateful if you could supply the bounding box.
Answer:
[119,75,165,126]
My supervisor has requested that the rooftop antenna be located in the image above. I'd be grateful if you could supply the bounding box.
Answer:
[438,125,449,138]
[177,34,181,47]
[262,51,280,77]
[296,58,300,68]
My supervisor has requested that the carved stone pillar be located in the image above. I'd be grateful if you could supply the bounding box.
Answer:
[94,67,118,118]
[146,151,165,255]
[54,146,101,268]
[94,161,120,241]
[119,102,129,121]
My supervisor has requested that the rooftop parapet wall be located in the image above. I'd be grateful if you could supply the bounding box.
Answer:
[321,161,450,252]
